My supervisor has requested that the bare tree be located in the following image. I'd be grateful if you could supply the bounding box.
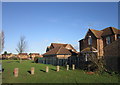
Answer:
[16,36,27,53]
[0,30,4,54]
[16,36,27,63]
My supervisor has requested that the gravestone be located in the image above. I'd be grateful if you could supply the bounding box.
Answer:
[72,64,75,70]
[46,66,49,72]
[56,66,60,72]
[31,67,35,74]
[14,68,19,77]
[67,65,69,70]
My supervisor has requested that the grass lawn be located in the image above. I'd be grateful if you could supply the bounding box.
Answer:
[2,60,119,83]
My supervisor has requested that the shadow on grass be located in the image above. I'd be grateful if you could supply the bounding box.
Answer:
[2,68,4,72]
[16,61,20,63]
[51,68,56,71]
[6,61,13,63]
[27,71,31,74]
[31,61,35,63]
[40,69,46,72]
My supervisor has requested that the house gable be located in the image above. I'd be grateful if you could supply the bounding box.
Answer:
[65,44,77,52]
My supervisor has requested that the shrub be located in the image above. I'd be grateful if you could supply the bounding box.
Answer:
[21,58,29,60]
[2,57,8,60]
[34,57,39,63]
[9,57,20,60]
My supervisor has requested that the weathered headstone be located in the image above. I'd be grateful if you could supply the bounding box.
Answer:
[14,68,19,77]
[31,67,35,74]
[67,65,69,70]
[46,66,49,72]
[56,66,60,72]
[72,64,75,70]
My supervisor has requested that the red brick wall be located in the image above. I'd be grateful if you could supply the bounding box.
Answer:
[104,39,119,57]
[102,35,116,47]
[97,39,103,57]
[104,39,120,72]
[79,30,97,51]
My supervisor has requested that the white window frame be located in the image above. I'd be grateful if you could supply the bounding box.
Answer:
[106,36,111,44]
[85,54,88,61]
[88,36,92,45]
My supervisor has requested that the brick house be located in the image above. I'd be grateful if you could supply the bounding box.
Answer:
[44,43,77,58]
[46,43,77,53]
[79,27,120,71]
[2,53,13,58]
[18,53,29,59]
[42,43,78,65]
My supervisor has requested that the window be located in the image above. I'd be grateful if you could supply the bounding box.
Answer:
[85,54,88,61]
[85,54,89,61]
[118,35,120,39]
[88,36,92,45]
[106,36,111,44]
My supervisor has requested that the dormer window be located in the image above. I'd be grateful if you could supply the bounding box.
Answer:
[106,36,111,44]
[88,36,92,45]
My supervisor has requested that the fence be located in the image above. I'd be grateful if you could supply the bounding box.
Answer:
[38,56,81,68]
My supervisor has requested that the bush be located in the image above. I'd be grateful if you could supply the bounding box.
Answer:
[9,57,20,60]
[21,58,29,60]
[34,57,39,63]
[2,57,8,60]
[83,61,98,72]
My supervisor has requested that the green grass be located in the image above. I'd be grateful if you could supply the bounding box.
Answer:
[2,60,119,83]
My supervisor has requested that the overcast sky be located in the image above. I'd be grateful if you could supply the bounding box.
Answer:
[2,2,118,54]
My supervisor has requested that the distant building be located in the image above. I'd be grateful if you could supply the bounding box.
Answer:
[2,53,14,58]
[43,43,77,59]
[42,43,78,65]
[18,53,29,59]
[29,53,43,60]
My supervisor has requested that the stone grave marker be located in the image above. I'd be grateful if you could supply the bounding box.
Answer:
[14,68,19,77]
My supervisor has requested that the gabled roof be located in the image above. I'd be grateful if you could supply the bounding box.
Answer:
[51,43,68,48]
[29,53,39,55]
[83,27,120,39]
[89,29,103,38]
[49,43,77,52]
[43,46,72,56]
[18,53,28,55]
[101,27,120,37]
[81,47,97,53]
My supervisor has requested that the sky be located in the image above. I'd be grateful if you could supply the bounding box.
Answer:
[2,2,118,54]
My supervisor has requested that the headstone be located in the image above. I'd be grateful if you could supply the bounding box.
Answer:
[31,67,35,74]
[67,65,69,70]
[14,68,19,77]
[46,66,49,72]
[72,64,75,70]
[56,66,60,72]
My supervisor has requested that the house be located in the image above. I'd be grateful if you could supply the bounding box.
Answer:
[42,43,78,65]
[43,43,77,58]
[18,53,29,59]
[79,27,120,59]
[46,43,77,53]
[2,53,13,58]
[29,53,43,60]
[79,27,120,71]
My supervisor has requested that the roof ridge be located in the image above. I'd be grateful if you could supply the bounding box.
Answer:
[52,43,67,44]
[90,29,103,32]
[56,46,63,54]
